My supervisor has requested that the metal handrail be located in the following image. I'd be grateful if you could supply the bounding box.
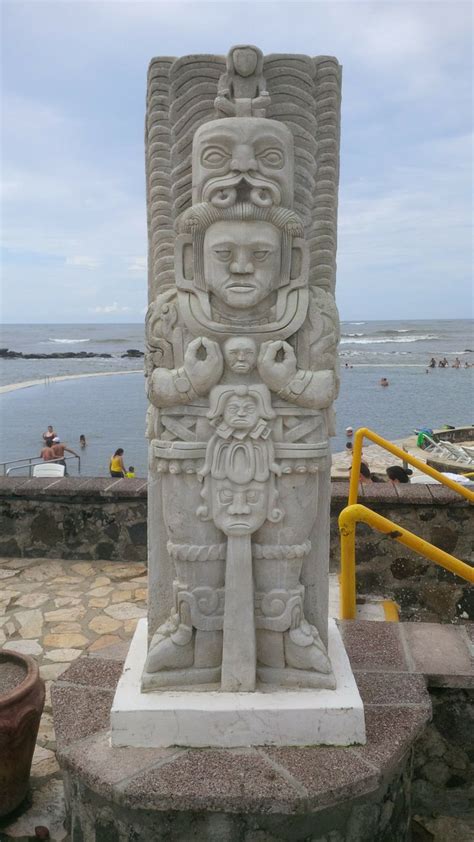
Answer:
[339,504,474,619]
[340,427,474,619]
[349,427,474,505]
[2,454,81,476]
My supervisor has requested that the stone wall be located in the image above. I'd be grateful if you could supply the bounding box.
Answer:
[0,478,147,563]
[413,688,474,819]
[0,477,472,622]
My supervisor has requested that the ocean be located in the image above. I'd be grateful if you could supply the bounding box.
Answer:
[1,320,472,477]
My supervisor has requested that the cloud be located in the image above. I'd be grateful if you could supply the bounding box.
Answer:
[128,257,147,273]
[1,1,471,322]
[66,256,102,269]
[89,302,131,315]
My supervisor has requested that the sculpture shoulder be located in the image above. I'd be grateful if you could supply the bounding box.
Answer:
[146,288,182,344]
[306,287,340,371]
[145,288,183,373]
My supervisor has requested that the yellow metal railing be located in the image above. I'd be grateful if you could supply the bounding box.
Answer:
[340,428,474,619]
[349,427,474,506]
[339,504,474,619]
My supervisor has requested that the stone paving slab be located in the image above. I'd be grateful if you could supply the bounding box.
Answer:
[400,622,474,688]
[337,619,408,672]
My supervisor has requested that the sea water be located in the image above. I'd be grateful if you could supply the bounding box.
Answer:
[0,320,472,477]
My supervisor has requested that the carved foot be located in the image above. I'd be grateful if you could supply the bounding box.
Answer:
[144,613,194,674]
[284,620,332,674]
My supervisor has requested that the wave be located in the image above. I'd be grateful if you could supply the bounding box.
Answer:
[349,322,365,325]
[94,338,132,344]
[47,338,91,344]
[341,333,365,338]
[341,333,439,345]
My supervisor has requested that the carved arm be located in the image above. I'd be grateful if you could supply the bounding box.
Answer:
[257,340,335,410]
[148,337,224,408]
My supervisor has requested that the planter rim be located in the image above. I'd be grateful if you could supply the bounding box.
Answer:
[0,649,41,708]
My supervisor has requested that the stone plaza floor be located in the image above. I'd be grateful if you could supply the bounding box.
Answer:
[0,556,146,840]
[0,557,472,841]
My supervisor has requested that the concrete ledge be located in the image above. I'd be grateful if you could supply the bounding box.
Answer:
[52,620,439,838]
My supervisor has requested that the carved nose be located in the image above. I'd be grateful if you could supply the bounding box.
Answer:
[228,493,251,515]
[231,145,257,172]
[230,254,254,274]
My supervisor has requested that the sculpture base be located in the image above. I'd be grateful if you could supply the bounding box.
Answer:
[111,619,365,747]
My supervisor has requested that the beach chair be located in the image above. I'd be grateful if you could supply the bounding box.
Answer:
[33,463,65,477]
[438,440,474,465]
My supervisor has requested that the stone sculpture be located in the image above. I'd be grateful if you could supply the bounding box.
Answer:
[142,46,342,694]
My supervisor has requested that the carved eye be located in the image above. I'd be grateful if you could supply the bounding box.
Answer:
[242,402,256,414]
[218,488,234,503]
[252,250,270,261]
[257,147,284,168]
[246,490,262,503]
[213,248,232,262]
[201,146,231,168]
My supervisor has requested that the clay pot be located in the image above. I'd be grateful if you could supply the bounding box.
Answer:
[0,650,45,817]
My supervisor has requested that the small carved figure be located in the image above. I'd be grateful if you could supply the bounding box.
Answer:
[214,45,270,118]
[223,336,257,375]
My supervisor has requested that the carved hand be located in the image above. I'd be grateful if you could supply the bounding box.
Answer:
[184,337,223,394]
[258,340,297,391]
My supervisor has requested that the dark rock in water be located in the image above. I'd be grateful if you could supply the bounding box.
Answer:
[0,348,112,360]
[121,349,144,358]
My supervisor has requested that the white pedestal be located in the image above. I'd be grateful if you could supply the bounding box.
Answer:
[111,618,366,748]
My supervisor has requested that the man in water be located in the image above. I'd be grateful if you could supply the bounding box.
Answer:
[51,437,79,475]
[40,441,55,462]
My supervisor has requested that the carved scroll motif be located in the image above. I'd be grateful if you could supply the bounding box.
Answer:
[143,45,342,693]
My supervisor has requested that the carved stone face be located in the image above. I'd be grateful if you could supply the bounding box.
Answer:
[212,479,269,535]
[192,118,293,208]
[223,337,257,373]
[232,48,259,77]
[204,221,281,310]
[222,395,259,430]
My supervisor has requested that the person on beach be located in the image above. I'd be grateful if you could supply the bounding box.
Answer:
[452,358,461,369]
[125,466,135,478]
[42,425,57,445]
[79,434,86,448]
[51,438,79,475]
[386,465,413,484]
[40,441,55,461]
[380,377,389,387]
[109,448,126,477]
[428,358,436,368]
[350,462,373,484]
[345,426,353,439]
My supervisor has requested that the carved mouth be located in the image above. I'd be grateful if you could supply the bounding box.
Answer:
[227,283,256,292]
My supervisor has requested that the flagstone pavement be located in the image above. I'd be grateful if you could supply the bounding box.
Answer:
[0,556,147,840]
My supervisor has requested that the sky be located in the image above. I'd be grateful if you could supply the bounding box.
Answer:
[1,0,472,324]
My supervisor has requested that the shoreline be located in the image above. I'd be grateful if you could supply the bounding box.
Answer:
[0,369,143,395]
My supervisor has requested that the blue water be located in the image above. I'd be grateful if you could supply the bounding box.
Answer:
[0,374,148,477]
[0,320,472,476]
